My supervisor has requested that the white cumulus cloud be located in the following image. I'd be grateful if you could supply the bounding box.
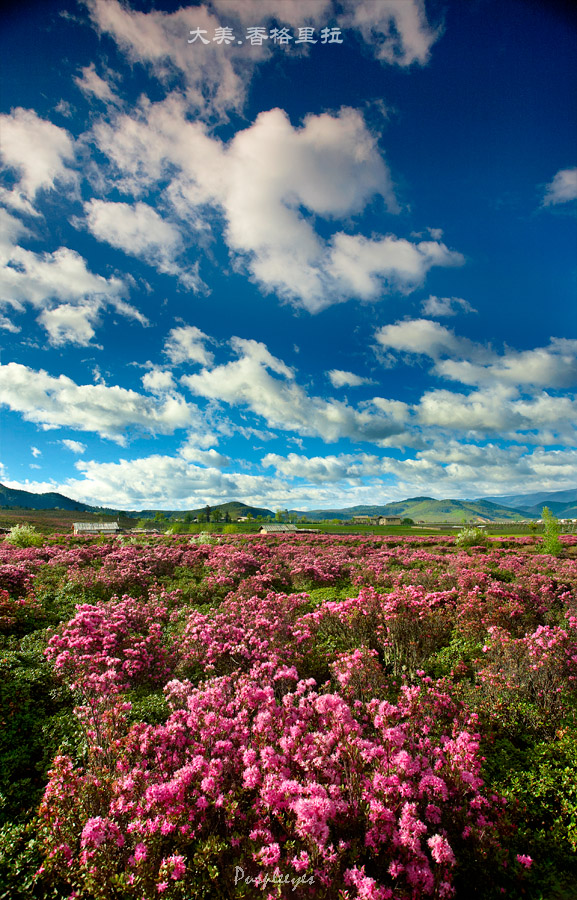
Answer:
[417,386,577,442]
[0,363,196,443]
[142,369,177,394]
[84,199,202,289]
[39,454,284,510]
[85,0,441,122]
[85,0,262,118]
[38,304,101,347]
[328,369,375,388]
[179,446,231,468]
[421,295,476,317]
[376,319,577,389]
[0,209,147,345]
[164,325,215,367]
[543,167,577,206]
[61,439,87,454]
[0,107,76,202]
[262,451,384,483]
[328,234,463,304]
[93,100,462,311]
[376,318,472,359]
[339,0,442,67]
[182,337,408,444]
[74,63,120,104]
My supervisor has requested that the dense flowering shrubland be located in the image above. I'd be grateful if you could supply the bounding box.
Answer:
[0,532,576,899]
[37,667,498,900]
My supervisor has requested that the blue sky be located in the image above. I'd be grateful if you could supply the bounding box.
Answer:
[0,0,576,511]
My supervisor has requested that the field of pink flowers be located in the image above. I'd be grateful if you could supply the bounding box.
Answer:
[1,532,576,899]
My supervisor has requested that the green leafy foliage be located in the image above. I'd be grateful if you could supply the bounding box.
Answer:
[0,646,76,825]
[4,525,43,548]
[480,726,577,899]
[0,821,71,900]
[455,526,490,548]
[542,506,563,557]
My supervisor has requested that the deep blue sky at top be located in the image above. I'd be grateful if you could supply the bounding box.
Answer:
[0,0,575,510]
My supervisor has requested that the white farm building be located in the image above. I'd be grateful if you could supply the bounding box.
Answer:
[73,522,120,536]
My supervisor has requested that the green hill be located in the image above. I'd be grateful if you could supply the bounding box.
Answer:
[292,497,534,523]
[523,501,577,519]
[0,485,273,522]
[136,501,274,521]
[0,482,96,513]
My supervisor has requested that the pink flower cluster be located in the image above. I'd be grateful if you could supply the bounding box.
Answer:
[39,663,495,899]
[45,596,174,693]
[178,590,311,675]
[0,587,40,631]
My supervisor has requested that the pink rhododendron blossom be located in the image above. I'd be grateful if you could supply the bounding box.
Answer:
[428,834,456,865]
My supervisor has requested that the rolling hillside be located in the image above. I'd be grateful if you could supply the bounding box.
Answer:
[479,488,577,519]
[0,486,274,522]
[292,497,535,523]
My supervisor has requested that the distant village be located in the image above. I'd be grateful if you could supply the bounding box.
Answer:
[71,511,408,536]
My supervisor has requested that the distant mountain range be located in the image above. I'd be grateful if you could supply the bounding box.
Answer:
[2,482,573,524]
[476,489,577,520]
[289,496,537,523]
[0,485,271,521]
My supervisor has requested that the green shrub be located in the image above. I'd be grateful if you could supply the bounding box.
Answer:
[125,686,170,725]
[306,584,356,606]
[0,820,72,900]
[481,726,577,900]
[429,630,484,679]
[4,525,43,548]
[0,648,76,825]
[455,526,489,548]
[31,569,85,626]
[542,506,562,557]
[165,523,188,535]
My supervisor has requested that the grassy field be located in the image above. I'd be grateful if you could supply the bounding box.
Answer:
[297,523,456,535]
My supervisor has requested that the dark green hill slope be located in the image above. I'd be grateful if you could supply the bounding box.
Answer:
[0,482,95,512]
[136,501,274,520]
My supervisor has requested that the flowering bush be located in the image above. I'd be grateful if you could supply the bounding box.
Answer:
[0,532,575,898]
[37,666,498,899]
[0,588,42,633]
[478,617,577,719]
[45,597,175,694]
